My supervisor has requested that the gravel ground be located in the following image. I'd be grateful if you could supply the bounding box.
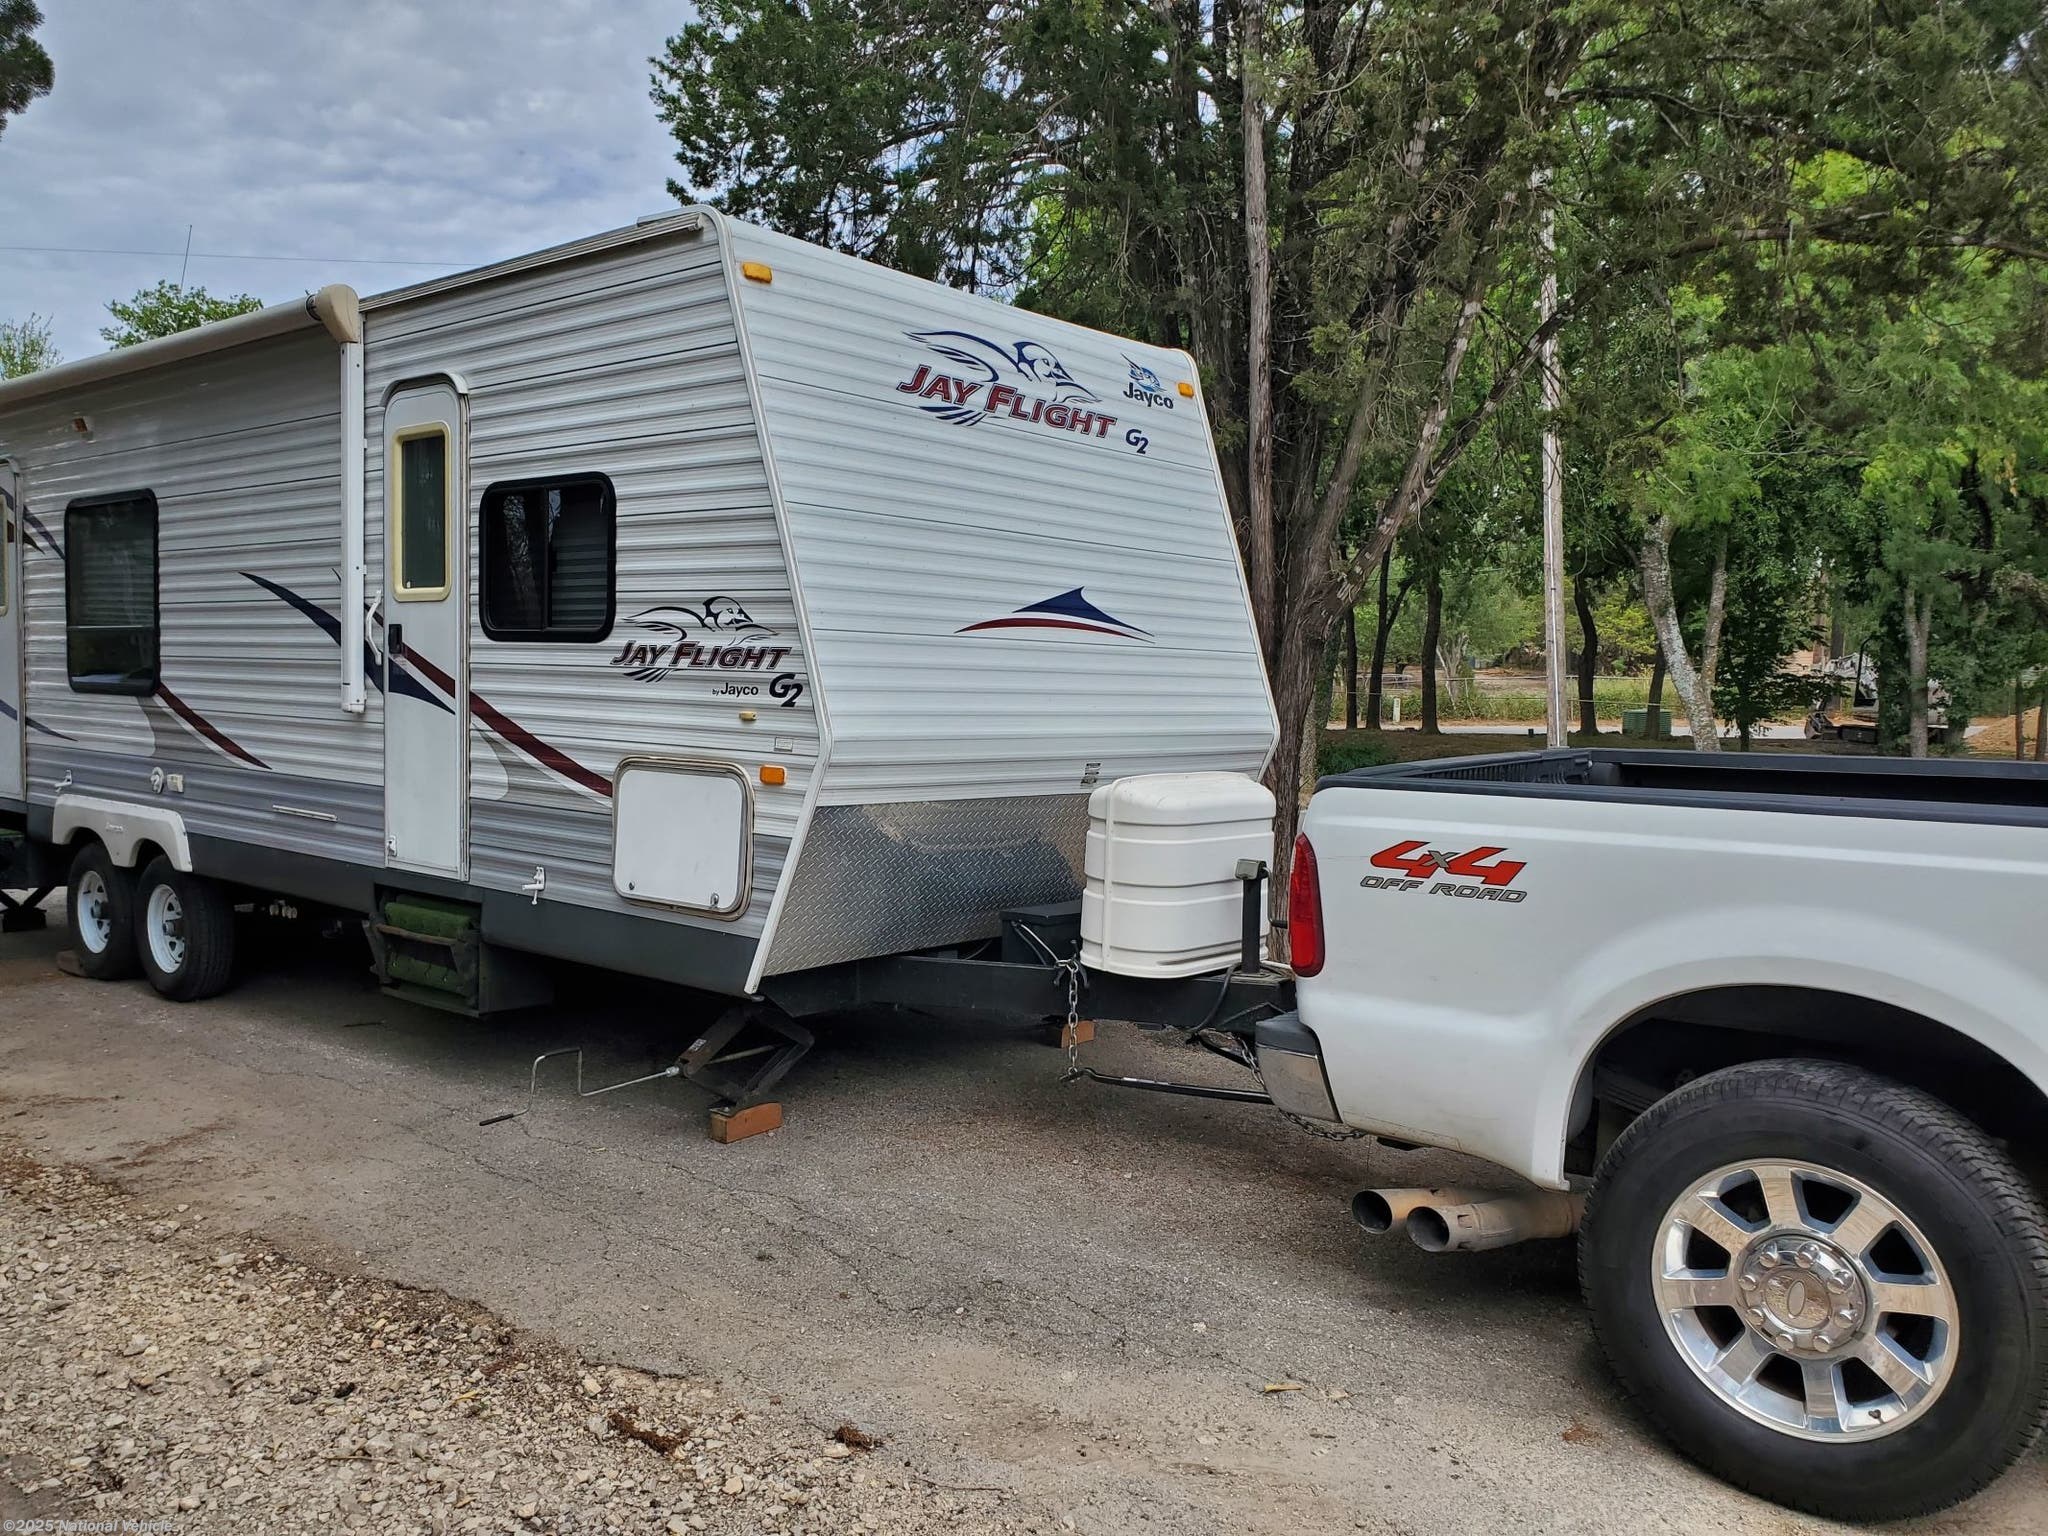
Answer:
[1,1145,1009,1534]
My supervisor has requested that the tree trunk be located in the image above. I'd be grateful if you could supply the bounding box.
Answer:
[1904,584,1933,759]
[2016,675,2028,760]
[1365,554,1391,730]
[1699,532,1729,703]
[2036,690,2046,762]
[1344,600,1359,730]
[1365,558,1415,733]
[1827,609,1848,713]
[1238,4,1276,642]
[1573,579,1599,735]
[1420,571,1443,734]
[1637,515,1719,751]
[1647,651,1667,735]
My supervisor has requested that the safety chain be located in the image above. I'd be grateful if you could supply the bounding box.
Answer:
[1249,1053,1370,1143]
[1057,955,1086,1082]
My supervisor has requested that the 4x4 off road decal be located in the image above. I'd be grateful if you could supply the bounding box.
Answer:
[1360,838,1529,904]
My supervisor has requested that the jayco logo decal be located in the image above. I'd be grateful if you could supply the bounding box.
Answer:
[894,330,1145,453]
[608,597,806,705]
[1123,357,1176,410]
[957,588,1153,643]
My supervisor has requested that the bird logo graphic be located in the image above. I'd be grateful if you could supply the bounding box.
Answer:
[618,597,775,682]
[900,329,1098,425]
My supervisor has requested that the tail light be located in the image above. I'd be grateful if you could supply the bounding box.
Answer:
[1289,831,1325,977]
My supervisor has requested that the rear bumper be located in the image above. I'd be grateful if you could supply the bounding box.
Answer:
[1253,1011,1342,1124]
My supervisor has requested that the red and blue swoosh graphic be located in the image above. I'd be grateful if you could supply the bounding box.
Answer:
[957,587,1152,642]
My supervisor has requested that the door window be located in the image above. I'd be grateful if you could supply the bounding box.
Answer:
[393,427,450,599]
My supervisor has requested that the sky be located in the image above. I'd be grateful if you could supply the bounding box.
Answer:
[0,0,688,363]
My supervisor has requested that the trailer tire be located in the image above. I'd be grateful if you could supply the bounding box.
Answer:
[134,857,237,1002]
[66,842,141,980]
[1581,1058,2048,1521]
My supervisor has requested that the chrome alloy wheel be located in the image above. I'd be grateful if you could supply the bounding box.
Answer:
[75,869,114,953]
[1653,1159,1956,1441]
[144,882,187,976]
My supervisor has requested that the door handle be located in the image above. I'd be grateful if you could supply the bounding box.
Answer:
[386,621,404,660]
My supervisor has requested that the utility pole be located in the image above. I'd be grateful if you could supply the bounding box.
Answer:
[1538,179,1568,748]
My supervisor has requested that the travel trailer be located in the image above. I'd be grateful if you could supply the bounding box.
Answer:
[0,210,1285,1090]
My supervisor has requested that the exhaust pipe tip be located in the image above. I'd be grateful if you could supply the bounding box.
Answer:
[1406,1206,1452,1252]
[1351,1190,1397,1234]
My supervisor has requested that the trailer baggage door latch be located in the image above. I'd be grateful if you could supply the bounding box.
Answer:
[521,866,547,905]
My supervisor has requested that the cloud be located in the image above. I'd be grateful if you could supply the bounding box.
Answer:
[0,0,687,361]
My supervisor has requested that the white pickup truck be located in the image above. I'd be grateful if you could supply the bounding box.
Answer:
[1281,748,2048,1522]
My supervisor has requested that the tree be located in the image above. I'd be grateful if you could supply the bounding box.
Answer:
[1716,501,1820,749]
[1832,263,2048,754]
[656,1,2048,855]
[0,312,58,378]
[0,0,51,142]
[101,282,263,348]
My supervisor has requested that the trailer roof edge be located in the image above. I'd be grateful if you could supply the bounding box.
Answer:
[361,210,708,312]
[0,284,362,410]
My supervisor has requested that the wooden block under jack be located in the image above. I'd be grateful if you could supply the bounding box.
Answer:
[1061,1019,1096,1049]
[709,1101,783,1143]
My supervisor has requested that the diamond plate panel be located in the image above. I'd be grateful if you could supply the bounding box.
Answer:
[760,794,1089,975]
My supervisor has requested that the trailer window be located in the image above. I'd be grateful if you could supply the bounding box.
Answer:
[392,428,450,599]
[65,491,159,695]
[480,474,615,641]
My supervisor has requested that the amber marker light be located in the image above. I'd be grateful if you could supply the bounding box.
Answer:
[1176,381,1195,398]
[741,261,774,283]
[760,764,787,786]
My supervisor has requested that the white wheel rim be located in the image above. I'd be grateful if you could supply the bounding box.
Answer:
[1653,1159,1956,1442]
[145,883,187,975]
[75,870,113,953]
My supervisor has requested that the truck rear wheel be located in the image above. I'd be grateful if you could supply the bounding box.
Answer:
[134,857,237,1002]
[66,842,141,980]
[1581,1058,2048,1520]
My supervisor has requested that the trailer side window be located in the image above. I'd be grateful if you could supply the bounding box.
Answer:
[65,490,159,695]
[480,473,615,642]
[392,428,450,599]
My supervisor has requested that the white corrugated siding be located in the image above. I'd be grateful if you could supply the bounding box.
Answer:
[725,220,1275,808]
[365,224,817,940]
[2,331,380,844]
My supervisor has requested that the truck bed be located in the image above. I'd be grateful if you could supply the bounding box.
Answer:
[1321,747,2048,826]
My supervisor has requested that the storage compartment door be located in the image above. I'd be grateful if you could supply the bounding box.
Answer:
[612,759,751,917]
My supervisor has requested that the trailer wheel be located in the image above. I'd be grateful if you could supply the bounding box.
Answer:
[66,842,141,980]
[1581,1059,2048,1520]
[134,857,237,1002]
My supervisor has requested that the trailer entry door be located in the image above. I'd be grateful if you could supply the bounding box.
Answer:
[382,383,466,876]
[0,462,22,807]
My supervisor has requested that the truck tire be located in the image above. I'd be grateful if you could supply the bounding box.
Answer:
[66,842,141,981]
[134,857,237,1002]
[1581,1058,2048,1521]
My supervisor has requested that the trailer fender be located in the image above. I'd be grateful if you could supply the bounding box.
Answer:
[52,795,192,873]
